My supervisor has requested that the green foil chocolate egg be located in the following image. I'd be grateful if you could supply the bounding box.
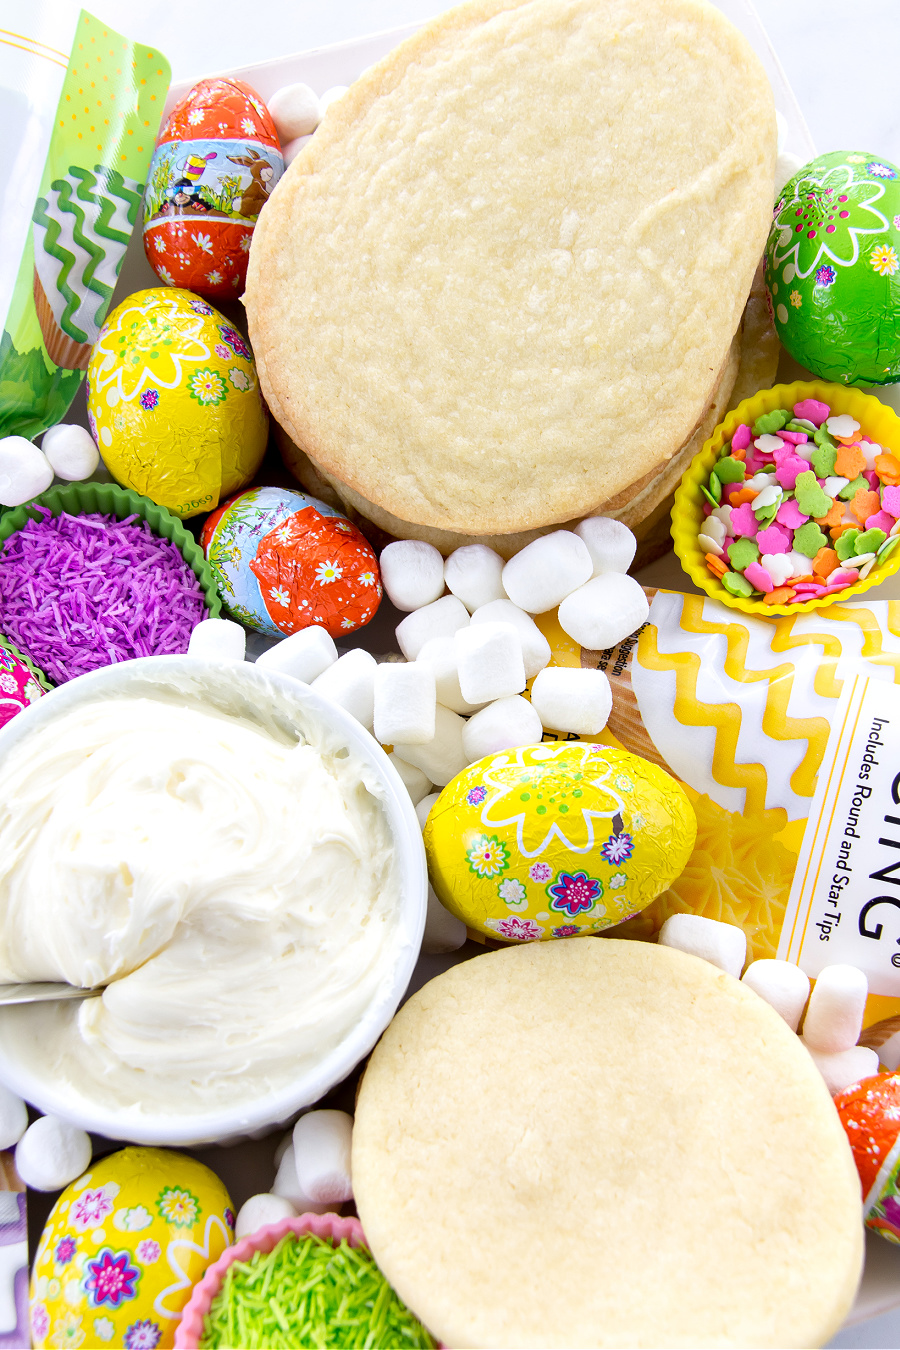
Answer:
[764,151,900,385]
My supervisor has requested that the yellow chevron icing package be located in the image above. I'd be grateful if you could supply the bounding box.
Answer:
[537,589,900,1031]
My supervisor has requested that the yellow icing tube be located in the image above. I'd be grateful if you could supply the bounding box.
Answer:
[534,588,900,1037]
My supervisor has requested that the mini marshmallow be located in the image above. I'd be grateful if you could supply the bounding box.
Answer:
[267,82,322,141]
[388,752,432,805]
[501,531,592,613]
[393,704,467,786]
[41,423,100,481]
[415,792,440,830]
[557,573,649,650]
[462,695,543,762]
[804,1043,880,1096]
[423,885,467,954]
[575,517,637,576]
[801,964,868,1053]
[444,544,506,611]
[15,1116,91,1192]
[374,661,436,746]
[282,134,314,166]
[0,1085,27,1151]
[320,85,349,112]
[395,595,469,660]
[310,648,377,730]
[530,666,612,736]
[470,599,551,679]
[255,626,337,683]
[379,540,445,612]
[187,617,246,662]
[416,636,483,715]
[235,1193,297,1240]
[271,1143,332,1214]
[293,1109,354,1204]
[456,622,525,703]
[658,914,747,980]
[741,959,810,1032]
[0,436,54,507]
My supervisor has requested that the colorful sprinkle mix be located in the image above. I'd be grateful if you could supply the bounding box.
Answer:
[200,1233,436,1349]
[0,509,207,683]
[699,400,900,602]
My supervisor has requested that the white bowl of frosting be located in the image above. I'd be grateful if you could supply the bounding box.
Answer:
[0,656,426,1146]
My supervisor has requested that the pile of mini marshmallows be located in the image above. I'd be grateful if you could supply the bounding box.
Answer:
[659,914,883,1095]
[192,520,644,787]
[267,82,349,166]
[236,1108,354,1239]
[190,517,645,956]
[699,400,900,604]
[0,426,99,506]
[0,1091,92,1193]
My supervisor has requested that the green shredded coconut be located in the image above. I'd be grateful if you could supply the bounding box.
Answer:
[200,1233,438,1349]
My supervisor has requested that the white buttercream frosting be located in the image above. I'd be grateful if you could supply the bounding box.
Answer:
[0,691,399,1114]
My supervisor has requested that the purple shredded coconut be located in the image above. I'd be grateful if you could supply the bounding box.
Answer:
[0,508,208,684]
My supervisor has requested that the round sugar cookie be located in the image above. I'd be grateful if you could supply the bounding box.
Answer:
[247,0,776,536]
[352,940,863,1349]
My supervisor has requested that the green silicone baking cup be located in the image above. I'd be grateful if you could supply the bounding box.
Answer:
[0,482,222,618]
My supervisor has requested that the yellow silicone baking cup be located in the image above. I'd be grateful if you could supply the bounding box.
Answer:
[672,380,900,617]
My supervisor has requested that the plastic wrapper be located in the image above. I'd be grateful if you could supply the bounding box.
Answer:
[534,588,900,1036]
[0,3,170,441]
[765,152,900,386]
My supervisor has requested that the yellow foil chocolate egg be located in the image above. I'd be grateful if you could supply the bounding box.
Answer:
[87,288,268,519]
[424,742,696,941]
[30,1146,234,1349]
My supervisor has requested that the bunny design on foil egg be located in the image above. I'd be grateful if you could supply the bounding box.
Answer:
[143,77,284,299]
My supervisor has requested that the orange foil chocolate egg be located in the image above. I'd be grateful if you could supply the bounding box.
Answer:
[834,1070,900,1244]
[143,78,284,299]
[202,486,382,638]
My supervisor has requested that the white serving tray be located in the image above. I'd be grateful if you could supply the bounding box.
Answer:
[101,8,900,1339]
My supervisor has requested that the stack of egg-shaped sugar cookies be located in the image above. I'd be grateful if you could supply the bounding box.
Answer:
[247,0,777,558]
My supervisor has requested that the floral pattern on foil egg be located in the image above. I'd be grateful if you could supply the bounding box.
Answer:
[30,1147,233,1350]
[142,78,283,299]
[200,484,382,638]
[86,288,268,520]
[423,742,697,942]
[0,642,44,728]
[835,1069,900,1245]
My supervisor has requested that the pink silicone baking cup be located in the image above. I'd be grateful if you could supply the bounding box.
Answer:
[174,1211,366,1348]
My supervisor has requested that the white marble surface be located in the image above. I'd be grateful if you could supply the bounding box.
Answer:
[38,0,900,1344]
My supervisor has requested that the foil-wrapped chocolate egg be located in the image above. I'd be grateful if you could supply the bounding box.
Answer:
[765,152,900,385]
[834,1070,900,1246]
[30,1147,233,1350]
[424,742,696,942]
[143,78,284,299]
[201,485,382,638]
[86,288,268,519]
